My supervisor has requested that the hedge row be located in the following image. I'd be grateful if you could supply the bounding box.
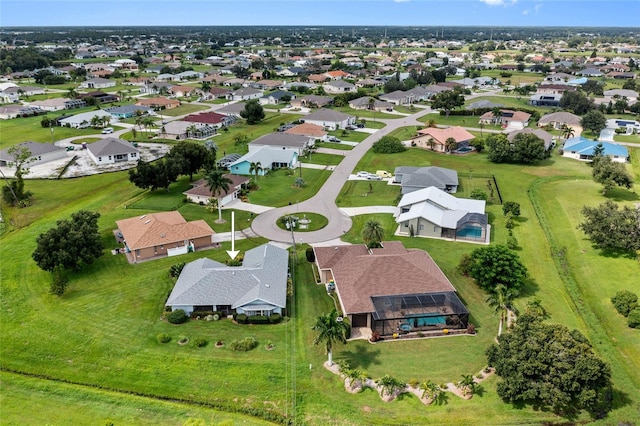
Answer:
[234,313,282,324]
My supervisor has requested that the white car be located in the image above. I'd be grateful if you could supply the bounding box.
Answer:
[101,127,114,134]
[366,174,382,180]
[356,171,369,178]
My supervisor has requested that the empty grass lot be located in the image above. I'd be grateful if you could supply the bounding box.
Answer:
[246,168,331,207]
[299,152,344,166]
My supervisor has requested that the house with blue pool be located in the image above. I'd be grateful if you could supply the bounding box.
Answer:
[313,241,469,337]
[395,186,490,244]
[562,136,628,163]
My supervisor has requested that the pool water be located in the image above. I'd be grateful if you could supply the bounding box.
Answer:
[456,227,482,238]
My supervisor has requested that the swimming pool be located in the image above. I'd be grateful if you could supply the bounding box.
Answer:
[456,227,483,238]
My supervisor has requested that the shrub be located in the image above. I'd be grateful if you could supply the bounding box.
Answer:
[235,313,248,324]
[627,308,640,328]
[372,136,406,154]
[269,313,282,324]
[470,188,488,201]
[467,323,476,334]
[502,201,521,217]
[189,310,222,319]
[408,378,420,388]
[506,236,519,250]
[156,333,171,343]
[194,337,208,347]
[167,309,187,324]
[169,262,185,278]
[305,247,316,262]
[611,290,638,317]
[178,335,189,344]
[229,336,258,352]
[248,315,269,324]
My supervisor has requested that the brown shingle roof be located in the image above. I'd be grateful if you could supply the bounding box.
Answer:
[184,174,249,199]
[314,242,457,314]
[284,122,327,138]
[116,211,214,251]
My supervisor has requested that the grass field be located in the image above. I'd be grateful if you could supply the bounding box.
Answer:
[159,103,210,117]
[1,140,639,424]
[299,152,344,166]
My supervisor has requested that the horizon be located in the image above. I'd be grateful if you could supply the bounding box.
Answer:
[2,1,639,28]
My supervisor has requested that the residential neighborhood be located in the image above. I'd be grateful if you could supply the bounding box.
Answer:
[1,21,639,426]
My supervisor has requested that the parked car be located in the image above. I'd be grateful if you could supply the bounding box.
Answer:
[356,123,365,128]
[66,146,75,151]
[327,136,341,143]
[101,127,114,134]
[376,170,392,178]
[346,125,357,130]
[356,171,370,178]
[367,174,382,180]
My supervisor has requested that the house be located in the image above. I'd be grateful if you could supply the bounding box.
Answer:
[116,211,215,263]
[165,243,288,317]
[135,97,180,110]
[479,109,531,131]
[249,132,313,151]
[454,77,499,88]
[227,88,263,101]
[216,102,247,118]
[538,111,582,133]
[395,186,489,243]
[183,111,232,128]
[348,96,392,111]
[562,137,628,163]
[529,94,562,107]
[507,128,554,150]
[87,137,139,165]
[217,153,243,169]
[465,100,503,110]
[0,141,67,168]
[393,166,459,194]
[284,122,327,141]
[170,85,197,98]
[411,126,475,153]
[603,89,638,106]
[228,138,301,176]
[183,174,250,206]
[303,109,355,131]
[378,90,414,105]
[2,85,45,97]
[259,90,295,105]
[105,105,155,119]
[78,91,119,104]
[536,84,575,95]
[80,78,116,89]
[313,241,469,336]
[290,95,332,109]
[0,105,45,120]
[58,110,116,129]
[322,80,357,94]
[160,121,217,140]
[29,98,86,112]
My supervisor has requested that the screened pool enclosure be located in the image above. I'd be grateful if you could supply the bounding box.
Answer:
[370,292,469,336]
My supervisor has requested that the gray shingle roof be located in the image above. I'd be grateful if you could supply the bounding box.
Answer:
[165,243,288,309]
[87,138,139,157]
[0,141,65,161]
[304,108,353,123]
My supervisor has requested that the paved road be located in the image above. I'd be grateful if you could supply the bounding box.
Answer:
[250,107,430,244]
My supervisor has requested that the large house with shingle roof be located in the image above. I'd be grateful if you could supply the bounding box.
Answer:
[395,186,489,243]
[87,138,139,165]
[165,243,288,317]
[116,211,215,263]
[393,166,459,194]
[0,141,67,168]
[303,109,355,131]
[313,241,469,336]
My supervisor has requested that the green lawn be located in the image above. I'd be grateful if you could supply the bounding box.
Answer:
[420,113,503,130]
[276,212,328,232]
[1,142,639,424]
[315,141,353,151]
[363,120,386,129]
[387,125,422,141]
[299,152,344,166]
[327,129,370,142]
[335,181,401,207]
[334,106,398,120]
[159,104,210,117]
[464,95,549,115]
[614,133,640,144]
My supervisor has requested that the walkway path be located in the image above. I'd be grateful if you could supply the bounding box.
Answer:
[250,108,430,243]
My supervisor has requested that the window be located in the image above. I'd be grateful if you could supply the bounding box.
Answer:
[98,157,102,161]
[404,223,409,228]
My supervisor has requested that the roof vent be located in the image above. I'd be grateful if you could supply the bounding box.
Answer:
[144,220,151,224]
[265,283,270,288]
[160,233,165,238]
[140,215,146,219]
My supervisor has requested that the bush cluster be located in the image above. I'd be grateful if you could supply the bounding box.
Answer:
[190,310,223,319]
[248,315,269,324]
[229,336,258,352]
[372,136,406,154]
[269,313,282,324]
[611,290,640,328]
[169,262,185,278]
[194,337,208,347]
[156,333,171,343]
[167,309,188,324]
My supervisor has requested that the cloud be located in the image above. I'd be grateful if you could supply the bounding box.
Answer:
[534,3,543,12]
[522,9,529,15]
[393,0,411,3]
[479,0,517,6]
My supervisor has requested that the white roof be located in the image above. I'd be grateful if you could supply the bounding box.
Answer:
[396,186,485,228]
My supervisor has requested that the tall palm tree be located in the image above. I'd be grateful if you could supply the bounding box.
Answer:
[427,137,436,151]
[491,107,503,126]
[445,137,458,153]
[205,169,232,223]
[485,284,517,336]
[361,219,385,248]
[561,124,575,140]
[201,81,212,92]
[249,161,263,183]
[312,309,350,366]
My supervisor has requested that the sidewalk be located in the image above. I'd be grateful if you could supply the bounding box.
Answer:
[212,227,260,243]
[340,206,399,216]
[223,199,273,214]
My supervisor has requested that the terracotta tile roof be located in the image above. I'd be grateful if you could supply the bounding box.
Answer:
[183,111,228,125]
[136,97,179,107]
[284,123,327,138]
[416,126,475,144]
[116,211,214,251]
[314,242,457,314]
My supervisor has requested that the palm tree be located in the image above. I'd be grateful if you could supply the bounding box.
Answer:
[376,374,406,398]
[205,169,233,223]
[457,374,476,397]
[445,137,458,153]
[419,380,441,401]
[427,137,436,151]
[491,107,503,126]
[485,284,517,336]
[361,219,385,248]
[525,298,548,319]
[312,309,350,366]
[343,368,368,392]
[201,81,212,92]
[561,124,575,140]
[249,161,263,183]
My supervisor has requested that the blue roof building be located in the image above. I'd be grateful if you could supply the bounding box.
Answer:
[562,136,628,163]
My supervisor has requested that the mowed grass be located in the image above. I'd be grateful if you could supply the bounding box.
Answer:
[299,152,344,166]
[247,168,331,207]
[0,372,274,426]
[159,103,210,116]
[1,144,640,424]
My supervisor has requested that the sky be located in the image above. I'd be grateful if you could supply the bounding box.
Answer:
[1,0,639,28]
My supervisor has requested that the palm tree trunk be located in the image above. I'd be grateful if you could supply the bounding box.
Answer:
[217,202,223,222]
[328,349,333,366]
